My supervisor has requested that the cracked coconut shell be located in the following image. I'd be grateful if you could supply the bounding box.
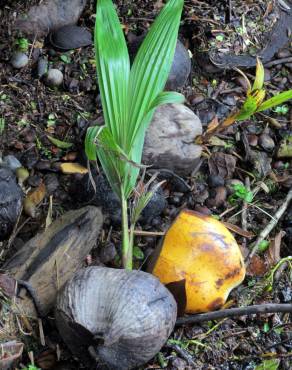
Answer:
[149,210,246,313]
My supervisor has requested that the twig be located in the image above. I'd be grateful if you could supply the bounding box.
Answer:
[264,56,292,67]
[247,188,292,262]
[132,229,165,237]
[165,343,196,367]
[175,304,292,326]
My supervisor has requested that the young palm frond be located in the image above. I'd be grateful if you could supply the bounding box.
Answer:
[85,0,184,269]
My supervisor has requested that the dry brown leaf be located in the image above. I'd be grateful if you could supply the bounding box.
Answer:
[265,231,284,266]
[222,221,255,238]
[23,182,46,217]
[60,162,88,174]
[247,255,268,277]
[208,152,237,179]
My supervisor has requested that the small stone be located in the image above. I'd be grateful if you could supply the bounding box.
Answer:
[189,93,205,105]
[277,49,291,58]
[285,63,292,70]
[259,134,275,152]
[99,242,117,264]
[129,38,191,90]
[35,160,51,171]
[10,52,28,69]
[247,134,258,147]
[3,155,22,171]
[27,174,42,187]
[20,147,39,169]
[264,68,271,82]
[46,69,63,87]
[49,25,92,50]
[37,57,48,78]
[44,173,59,194]
[140,185,167,225]
[206,186,227,208]
[208,175,224,188]
[142,104,202,176]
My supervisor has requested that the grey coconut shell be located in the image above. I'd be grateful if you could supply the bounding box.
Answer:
[55,267,177,370]
[0,167,23,240]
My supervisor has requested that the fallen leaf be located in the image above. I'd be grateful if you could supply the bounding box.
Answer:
[266,231,284,266]
[47,135,73,149]
[23,182,46,217]
[222,221,255,238]
[247,255,267,277]
[208,152,237,179]
[60,162,88,174]
[254,358,280,370]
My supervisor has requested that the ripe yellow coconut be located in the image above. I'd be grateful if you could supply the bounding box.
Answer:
[149,210,246,313]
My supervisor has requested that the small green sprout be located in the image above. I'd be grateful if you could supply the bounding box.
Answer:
[273,104,289,115]
[201,58,292,142]
[60,54,71,64]
[228,184,254,205]
[47,113,56,127]
[23,365,41,370]
[16,37,29,51]
[0,117,5,134]
[258,240,270,253]
[215,34,224,42]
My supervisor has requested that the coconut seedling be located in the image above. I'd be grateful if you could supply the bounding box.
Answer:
[56,0,184,368]
[200,58,292,142]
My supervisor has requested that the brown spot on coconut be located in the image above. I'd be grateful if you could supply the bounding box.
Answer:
[55,267,177,370]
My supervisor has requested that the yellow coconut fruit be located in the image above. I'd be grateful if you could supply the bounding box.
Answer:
[149,210,246,313]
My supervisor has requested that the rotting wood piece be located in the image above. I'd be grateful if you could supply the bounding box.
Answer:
[3,206,103,317]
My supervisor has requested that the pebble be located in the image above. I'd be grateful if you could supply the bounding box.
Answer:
[277,49,291,58]
[20,148,39,169]
[44,173,59,194]
[10,52,28,69]
[208,175,224,188]
[49,25,92,50]
[35,160,51,171]
[264,68,271,82]
[206,186,227,208]
[189,93,205,105]
[46,69,63,87]
[37,57,48,78]
[247,134,258,147]
[259,133,275,152]
[3,155,22,171]
[99,242,117,264]
[27,174,42,187]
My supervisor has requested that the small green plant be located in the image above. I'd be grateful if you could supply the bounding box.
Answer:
[16,37,29,51]
[228,184,254,205]
[85,0,184,269]
[23,365,41,370]
[0,117,5,134]
[201,58,292,141]
[273,104,289,115]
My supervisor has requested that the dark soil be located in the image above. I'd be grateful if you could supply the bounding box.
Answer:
[0,0,291,369]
